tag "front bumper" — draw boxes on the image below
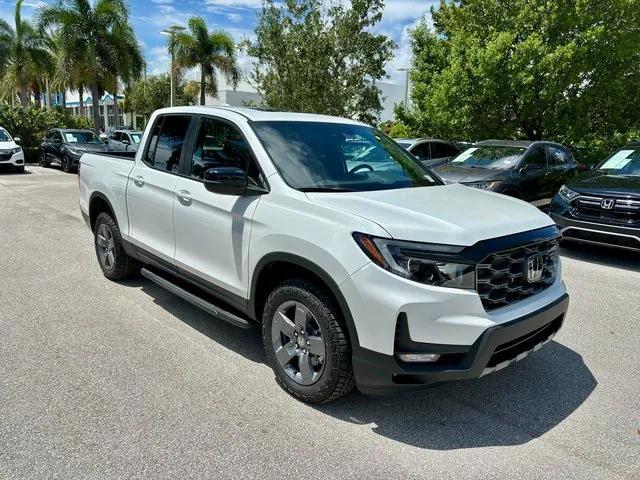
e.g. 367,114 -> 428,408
550,196 -> 640,251
0,151 -> 25,167
353,293 -> 569,395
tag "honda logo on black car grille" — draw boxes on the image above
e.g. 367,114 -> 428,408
527,254 -> 545,283
601,198 -> 615,209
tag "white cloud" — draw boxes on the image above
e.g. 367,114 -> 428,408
205,0 -> 262,7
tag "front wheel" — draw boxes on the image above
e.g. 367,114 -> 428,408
262,279 -> 355,403
62,154 -> 72,173
39,151 -> 50,167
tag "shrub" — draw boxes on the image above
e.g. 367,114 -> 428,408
0,105 -> 94,162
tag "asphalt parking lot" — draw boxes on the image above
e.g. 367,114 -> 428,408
1,165 -> 638,479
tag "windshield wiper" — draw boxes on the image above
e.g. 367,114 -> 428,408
299,187 -> 355,192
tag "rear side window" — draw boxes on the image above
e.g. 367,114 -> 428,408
431,142 -> 460,158
112,132 -> 122,142
144,115 -> 192,172
523,147 -> 547,167
547,146 -> 570,166
411,143 -> 430,160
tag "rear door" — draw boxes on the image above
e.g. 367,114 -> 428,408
172,114 -> 266,300
126,114 -> 194,263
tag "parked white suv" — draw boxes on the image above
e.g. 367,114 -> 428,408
79,107 -> 569,403
0,127 -> 25,173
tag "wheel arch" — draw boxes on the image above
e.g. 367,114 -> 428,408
249,253 -> 359,348
89,192 -> 119,232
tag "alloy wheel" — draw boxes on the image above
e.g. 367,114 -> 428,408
271,301 -> 326,386
96,223 -> 116,270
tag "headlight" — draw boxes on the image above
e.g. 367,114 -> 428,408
353,233 -> 475,289
67,147 -> 83,156
465,181 -> 501,190
10,147 -> 22,154
558,185 -> 579,203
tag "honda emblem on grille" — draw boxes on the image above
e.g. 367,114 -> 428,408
601,198 -> 615,209
527,254 -> 545,283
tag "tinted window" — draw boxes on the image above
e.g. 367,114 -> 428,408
252,121 -> 439,192
112,132 -> 122,142
0,129 -> 10,142
411,143 -> 430,160
190,117 -> 264,187
547,146 -> 570,166
145,115 -> 191,172
54,131 -> 63,142
524,147 -> 547,167
451,146 -> 525,169
431,142 -> 460,158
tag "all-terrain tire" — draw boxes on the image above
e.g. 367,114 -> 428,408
262,279 -> 355,403
93,212 -> 140,281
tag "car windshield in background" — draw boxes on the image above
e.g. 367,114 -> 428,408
130,133 -> 142,144
0,129 -> 11,142
451,146 -> 525,169
63,131 -> 102,144
598,149 -> 640,175
252,122 -> 439,192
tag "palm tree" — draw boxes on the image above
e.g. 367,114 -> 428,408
39,0 -> 137,133
0,0 -> 51,106
175,17 -> 240,106
109,22 -> 144,128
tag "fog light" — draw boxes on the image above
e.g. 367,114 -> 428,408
397,352 -> 441,363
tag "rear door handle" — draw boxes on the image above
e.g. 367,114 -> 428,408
132,175 -> 145,187
176,190 -> 192,202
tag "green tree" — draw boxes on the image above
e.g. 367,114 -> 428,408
0,0 -> 51,106
398,0 -> 640,161
109,21 -> 144,127
174,17 -> 240,106
245,0 -> 395,124
127,74 -> 198,120
39,0 -> 139,133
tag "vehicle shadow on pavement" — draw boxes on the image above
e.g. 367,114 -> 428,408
315,341 -> 597,449
560,243 -> 640,273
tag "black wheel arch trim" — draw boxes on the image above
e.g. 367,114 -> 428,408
249,252 -> 360,348
88,191 -> 119,230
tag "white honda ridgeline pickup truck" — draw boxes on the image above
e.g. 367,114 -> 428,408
79,107 -> 569,403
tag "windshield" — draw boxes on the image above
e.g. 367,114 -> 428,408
130,133 -> 142,144
0,129 -> 11,142
63,131 -> 102,144
598,148 -> 640,175
252,122 -> 439,192
450,146 -> 525,169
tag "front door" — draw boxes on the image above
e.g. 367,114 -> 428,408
518,146 -> 549,205
126,114 -> 193,262
172,115 -> 265,300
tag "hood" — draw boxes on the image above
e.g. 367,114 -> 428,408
567,171 -> 640,198
306,184 -> 553,246
0,140 -> 18,150
432,163 -> 507,184
66,142 -> 107,152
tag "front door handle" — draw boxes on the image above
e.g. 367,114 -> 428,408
176,190 -> 192,202
132,175 -> 145,187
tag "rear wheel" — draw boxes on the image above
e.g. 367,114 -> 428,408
93,212 -> 140,280
262,279 -> 355,403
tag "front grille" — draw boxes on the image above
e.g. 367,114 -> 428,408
487,315 -> 563,367
572,195 -> 640,226
477,238 -> 559,311
0,152 -> 12,161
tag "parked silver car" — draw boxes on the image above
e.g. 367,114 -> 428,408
395,138 -> 461,168
106,130 -> 143,152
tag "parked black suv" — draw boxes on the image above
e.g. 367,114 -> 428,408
433,140 -> 581,207
39,128 -> 107,173
550,143 -> 640,251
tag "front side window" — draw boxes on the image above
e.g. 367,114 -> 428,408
451,146 -> 526,170
411,143 -> 430,160
599,148 -> 640,175
547,146 -> 570,166
252,121 -> 438,192
189,116 -> 264,187
63,131 -> 101,144
432,142 -> 460,158
144,115 -> 191,172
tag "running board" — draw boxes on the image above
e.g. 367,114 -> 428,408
141,268 -> 252,329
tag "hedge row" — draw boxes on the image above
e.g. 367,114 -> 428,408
0,106 -> 94,163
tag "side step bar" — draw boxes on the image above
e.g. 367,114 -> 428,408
141,268 -> 253,329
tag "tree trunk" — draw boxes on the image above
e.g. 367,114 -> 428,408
19,84 -> 29,107
78,85 -> 84,116
61,90 -> 66,109
91,84 -> 101,134
45,78 -> 51,108
200,67 -> 206,106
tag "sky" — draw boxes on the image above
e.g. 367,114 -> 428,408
0,0 -> 438,87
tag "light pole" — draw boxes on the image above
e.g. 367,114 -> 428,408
160,25 -> 186,107
397,68 -> 410,109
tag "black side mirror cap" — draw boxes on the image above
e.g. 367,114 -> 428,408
204,167 -> 248,195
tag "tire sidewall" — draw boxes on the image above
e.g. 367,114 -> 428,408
262,282 -> 341,400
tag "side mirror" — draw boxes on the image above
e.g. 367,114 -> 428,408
121,139 -> 130,145
519,163 -> 542,174
14,137 -> 21,144
204,167 -> 248,195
